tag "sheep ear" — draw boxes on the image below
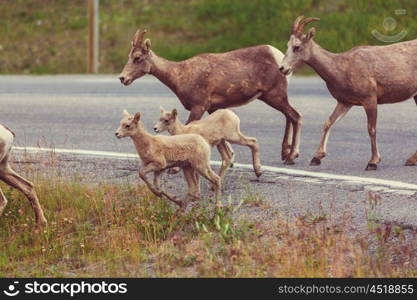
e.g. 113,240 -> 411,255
133,112 -> 141,123
159,105 -> 166,113
143,39 -> 151,53
123,109 -> 130,117
171,109 -> 178,119
306,27 -> 316,41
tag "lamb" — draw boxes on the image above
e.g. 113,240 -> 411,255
0,124 -> 47,226
154,107 -> 262,181
115,110 -> 221,207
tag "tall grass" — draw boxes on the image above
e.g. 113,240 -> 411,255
1,0 -> 417,74
0,152 -> 416,277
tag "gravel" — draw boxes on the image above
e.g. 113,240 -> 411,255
11,151 -> 417,232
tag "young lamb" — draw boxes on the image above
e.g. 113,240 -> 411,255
115,110 -> 221,207
154,107 -> 262,180
0,124 -> 47,226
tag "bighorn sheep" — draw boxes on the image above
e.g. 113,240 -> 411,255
0,124 -> 47,226
154,107 -> 262,181
280,16 -> 417,170
115,110 -> 221,207
119,29 -> 302,165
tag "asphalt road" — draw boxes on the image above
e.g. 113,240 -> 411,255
0,75 -> 416,184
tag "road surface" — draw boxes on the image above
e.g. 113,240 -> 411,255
0,75 -> 416,184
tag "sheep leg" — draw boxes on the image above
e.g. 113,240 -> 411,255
139,163 -> 183,207
186,165 -> 201,198
282,118 -> 293,161
183,166 -> 200,201
192,169 -> 201,198
223,141 -> 235,166
0,167 -> 47,226
207,108 -> 234,166
261,94 -> 301,164
153,171 -> 161,189
227,133 -> 262,177
0,187 -> 7,217
216,141 -> 232,180
310,102 -> 352,166
195,163 -> 221,207
405,151 -> 417,166
406,97 -> 417,165
6,168 -> 34,187
364,102 -> 381,171
186,105 -> 206,124
281,102 -> 302,165
404,97 -> 417,165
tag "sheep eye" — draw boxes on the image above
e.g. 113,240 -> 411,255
133,57 -> 142,64
293,46 -> 300,52
125,124 -> 130,129
164,120 -> 169,124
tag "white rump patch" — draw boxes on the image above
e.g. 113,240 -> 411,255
267,45 -> 292,83
267,45 -> 284,64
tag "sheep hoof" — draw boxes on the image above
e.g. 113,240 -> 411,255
365,163 -> 378,171
405,159 -> 416,166
175,204 -> 186,215
310,157 -> 321,166
284,159 -> 295,165
281,146 -> 291,161
37,218 -> 48,227
229,162 -> 234,168
255,169 -> 262,178
187,193 -> 201,201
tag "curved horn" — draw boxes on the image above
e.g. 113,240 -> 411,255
292,15 -> 305,35
297,17 -> 320,36
133,29 -> 147,47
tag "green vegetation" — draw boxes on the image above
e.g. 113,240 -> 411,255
0,154 -> 415,277
0,0 -> 417,74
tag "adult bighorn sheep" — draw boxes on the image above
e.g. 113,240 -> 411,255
0,124 -> 47,226
280,16 -> 417,170
119,29 -> 302,165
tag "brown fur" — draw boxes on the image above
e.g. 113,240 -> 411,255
0,126 -> 46,226
119,30 -> 302,164
281,16 -> 417,169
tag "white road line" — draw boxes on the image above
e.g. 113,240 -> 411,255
13,146 -> 417,192
73,77 -> 156,83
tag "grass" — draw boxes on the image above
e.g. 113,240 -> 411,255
0,153 -> 416,277
1,0 -> 417,74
